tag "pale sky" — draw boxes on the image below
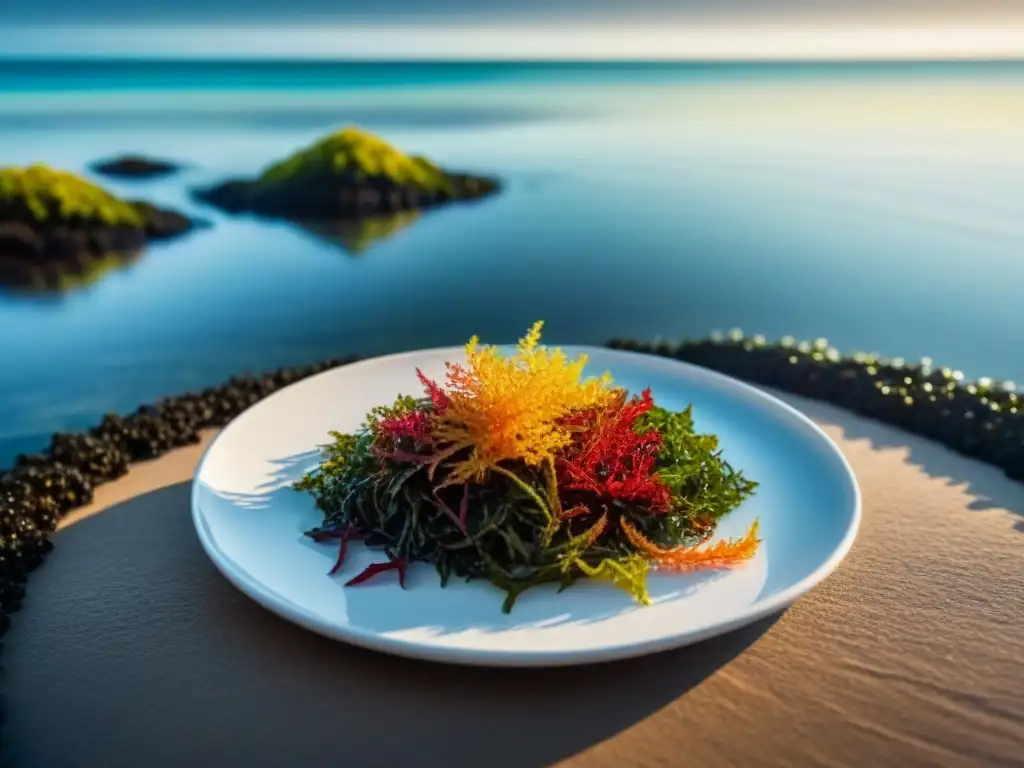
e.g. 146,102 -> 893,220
2,1 -> 1023,59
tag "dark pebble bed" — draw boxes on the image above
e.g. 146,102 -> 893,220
0,333 -> 1020,758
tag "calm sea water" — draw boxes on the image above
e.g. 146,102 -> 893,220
1,60 -> 1023,465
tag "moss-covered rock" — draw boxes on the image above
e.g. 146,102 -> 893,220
193,126 -> 500,220
0,165 -> 197,285
0,165 -> 146,227
90,155 -> 182,179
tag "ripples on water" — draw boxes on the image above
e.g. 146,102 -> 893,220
1,61 -> 1022,464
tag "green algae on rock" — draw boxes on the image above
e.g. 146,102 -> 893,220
193,126 -> 500,220
1,165 -> 146,227
0,165 -> 197,290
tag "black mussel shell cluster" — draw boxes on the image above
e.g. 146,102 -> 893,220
607,333 -> 1023,482
0,356 -> 360,640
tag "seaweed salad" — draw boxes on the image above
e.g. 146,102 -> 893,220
295,322 -> 760,613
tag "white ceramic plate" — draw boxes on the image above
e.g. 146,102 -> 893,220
192,346 -> 860,667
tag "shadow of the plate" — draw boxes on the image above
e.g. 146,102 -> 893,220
5,480 -> 782,768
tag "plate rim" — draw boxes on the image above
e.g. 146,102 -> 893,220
191,344 -> 862,667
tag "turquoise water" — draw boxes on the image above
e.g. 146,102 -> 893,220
1,60 -> 1023,465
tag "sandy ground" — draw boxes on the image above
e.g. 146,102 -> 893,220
3,393 -> 1023,768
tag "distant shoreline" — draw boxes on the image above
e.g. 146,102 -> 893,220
2,58 -> 1024,67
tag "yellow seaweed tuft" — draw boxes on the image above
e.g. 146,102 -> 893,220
429,321 -> 618,484
575,555 -> 652,606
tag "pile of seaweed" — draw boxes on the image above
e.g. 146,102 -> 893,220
294,323 -> 759,613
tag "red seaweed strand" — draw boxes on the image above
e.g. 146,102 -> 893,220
315,524 -> 367,576
416,368 -> 450,413
345,554 -> 408,588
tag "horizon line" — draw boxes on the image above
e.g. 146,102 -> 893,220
3,56 -> 1024,65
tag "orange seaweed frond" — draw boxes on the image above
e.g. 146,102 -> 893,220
578,511 -> 609,549
620,517 -> 760,572
557,504 -> 592,521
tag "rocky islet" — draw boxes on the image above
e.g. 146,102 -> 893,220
193,126 -> 501,220
90,155 -> 182,180
0,165 -> 198,291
